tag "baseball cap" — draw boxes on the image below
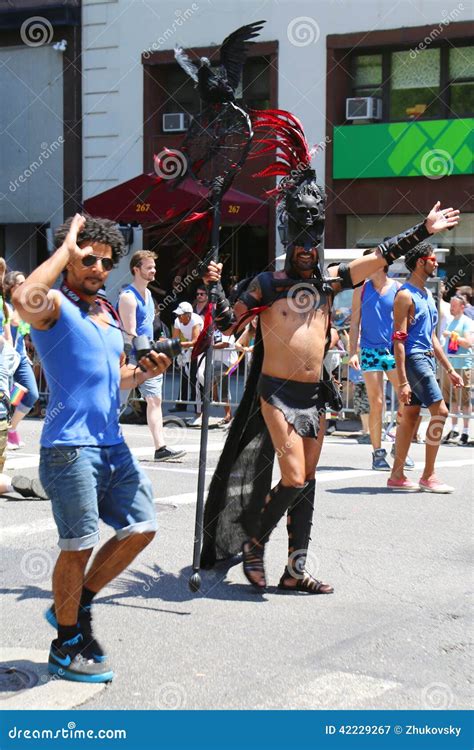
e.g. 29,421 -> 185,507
174,301 -> 193,316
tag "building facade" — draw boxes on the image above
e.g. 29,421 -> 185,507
2,0 -> 471,286
0,0 -> 82,271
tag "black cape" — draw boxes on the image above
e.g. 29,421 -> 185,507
200,322 -> 273,567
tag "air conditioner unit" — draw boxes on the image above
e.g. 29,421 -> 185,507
346,97 -> 382,121
162,113 -> 190,133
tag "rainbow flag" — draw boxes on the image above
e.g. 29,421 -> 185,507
10,382 -> 28,407
225,351 -> 245,377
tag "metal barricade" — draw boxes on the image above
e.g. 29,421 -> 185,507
31,347 -> 474,427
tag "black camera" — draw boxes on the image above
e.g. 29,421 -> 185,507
133,335 -> 182,369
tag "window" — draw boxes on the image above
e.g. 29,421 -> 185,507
351,44 -> 474,122
241,57 -> 271,110
353,54 -> 382,98
448,46 -> 474,117
390,49 -> 441,119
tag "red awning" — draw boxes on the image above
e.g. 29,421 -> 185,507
83,173 -> 268,226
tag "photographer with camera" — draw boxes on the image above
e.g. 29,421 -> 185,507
118,251 -> 185,462
13,215 -> 176,684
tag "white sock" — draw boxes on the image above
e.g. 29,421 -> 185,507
462,427 -> 469,435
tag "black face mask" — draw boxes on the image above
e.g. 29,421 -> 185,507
278,170 -> 326,278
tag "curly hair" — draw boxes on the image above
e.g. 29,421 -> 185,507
404,241 -> 434,272
54,216 -> 126,266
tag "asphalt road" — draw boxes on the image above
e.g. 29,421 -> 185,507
0,418 -> 472,711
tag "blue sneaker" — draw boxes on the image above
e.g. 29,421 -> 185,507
48,634 -> 114,683
390,445 -> 415,470
372,448 -> 390,471
45,605 -> 107,663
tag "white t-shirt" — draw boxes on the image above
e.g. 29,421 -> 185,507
174,312 -> 203,341
174,313 -> 203,365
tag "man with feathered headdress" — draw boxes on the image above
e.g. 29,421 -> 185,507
200,109 -> 460,593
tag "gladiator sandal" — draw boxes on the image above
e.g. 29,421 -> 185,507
278,480 -> 334,593
241,540 -> 266,589
278,572 -> 334,594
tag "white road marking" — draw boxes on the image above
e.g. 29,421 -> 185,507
1,459 -> 472,536
5,442 -> 224,471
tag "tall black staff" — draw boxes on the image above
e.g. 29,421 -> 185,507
182,103 -> 253,592
173,21 -> 265,590
190,179 -> 222,593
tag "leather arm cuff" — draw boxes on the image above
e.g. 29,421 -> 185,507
377,221 -> 432,265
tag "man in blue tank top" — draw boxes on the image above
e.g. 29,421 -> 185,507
13,215 -> 173,684
118,251 -> 185,462
349,249 -> 414,472
388,241 -> 463,493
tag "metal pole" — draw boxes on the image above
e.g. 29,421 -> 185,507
189,184 -> 222,592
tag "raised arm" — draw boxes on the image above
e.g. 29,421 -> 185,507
333,202 -> 461,290
12,214 -> 87,330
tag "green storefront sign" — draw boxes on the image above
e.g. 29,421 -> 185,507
333,119 -> 473,179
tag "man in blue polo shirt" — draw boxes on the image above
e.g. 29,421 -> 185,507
13,214 -> 172,683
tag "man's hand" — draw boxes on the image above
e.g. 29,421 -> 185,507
202,261 -> 222,286
398,382 -> 412,405
61,213 -> 90,262
349,353 -> 360,370
448,369 -> 464,388
138,350 -> 171,377
425,201 -> 460,234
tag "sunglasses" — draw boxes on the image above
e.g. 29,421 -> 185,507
420,255 -> 437,263
81,254 -> 114,272
196,292 -> 207,296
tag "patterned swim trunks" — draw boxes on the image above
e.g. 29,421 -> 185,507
360,347 -> 396,372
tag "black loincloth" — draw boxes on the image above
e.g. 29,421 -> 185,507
257,374 -> 326,438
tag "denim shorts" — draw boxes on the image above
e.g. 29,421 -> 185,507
405,353 -> 443,408
138,373 -> 163,399
39,441 -> 157,550
360,347 -> 396,372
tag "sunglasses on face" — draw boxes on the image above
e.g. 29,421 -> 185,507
421,256 -> 437,263
81,254 -> 114,272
